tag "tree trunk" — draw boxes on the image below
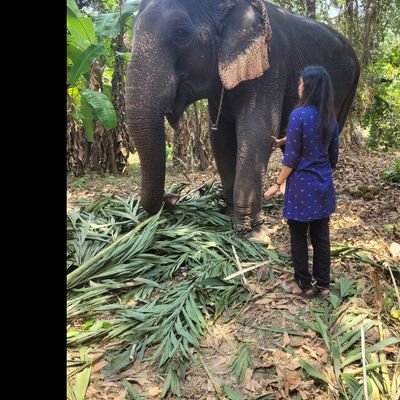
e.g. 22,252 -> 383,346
67,110 -> 90,176
360,0 -> 379,67
88,35 -> 131,174
172,103 -> 212,171
193,103 -> 209,170
306,0 -> 316,19
108,34 -> 132,174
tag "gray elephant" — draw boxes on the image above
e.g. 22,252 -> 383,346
125,0 -> 359,236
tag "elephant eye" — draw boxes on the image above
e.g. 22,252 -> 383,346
173,27 -> 191,46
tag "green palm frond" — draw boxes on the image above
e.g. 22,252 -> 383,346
230,343 -> 252,383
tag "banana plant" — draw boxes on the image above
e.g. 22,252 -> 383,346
67,0 -> 140,141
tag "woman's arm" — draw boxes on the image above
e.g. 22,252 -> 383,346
264,165 -> 293,199
272,136 -> 287,149
264,110 -> 302,199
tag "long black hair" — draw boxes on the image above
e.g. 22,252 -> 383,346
297,66 -> 336,149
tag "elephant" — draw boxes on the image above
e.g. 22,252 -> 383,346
125,0 -> 360,236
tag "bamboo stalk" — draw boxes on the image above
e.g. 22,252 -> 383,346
232,245 -> 248,285
343,361 -> 399,375
177,181 -> 212,202
224,261 -> 270,281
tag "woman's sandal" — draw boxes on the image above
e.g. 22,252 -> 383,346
281,280 -> 315,298
316,286 -> 330,299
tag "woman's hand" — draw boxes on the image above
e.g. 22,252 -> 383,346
272,136 -> 287,149
264,184 -> 280,199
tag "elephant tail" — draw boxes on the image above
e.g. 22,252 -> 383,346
337,65 -> 360,134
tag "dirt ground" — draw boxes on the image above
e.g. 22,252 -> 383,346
67,146 -> 400,400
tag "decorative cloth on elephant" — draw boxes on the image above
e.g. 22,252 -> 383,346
218,0 -> 272,90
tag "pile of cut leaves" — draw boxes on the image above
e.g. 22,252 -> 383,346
67,183 -> 400,399
67,183 -> 283,397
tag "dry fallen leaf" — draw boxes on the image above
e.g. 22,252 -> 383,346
249,379 -> 262,392
302,344 -> 322,362
288,304 -> 299,315
263,349 -> 301,371
102,382 -> 120,388
365,326 -> 379,344
86,386 -> 101,399
389,242 -> 400,258
245,282 -> 264,294
92,360 -> 108,374
298,380 -> 315,399
315,347 -> 328,364
282,332 -> 291,347
290,336 -> 305,347
147,386 -> 161,396
285,369 -> 302,391
115,389 -> 127,400
261,352 -> 274,368
245,368 -> 261,391
367,266 -> 384,312
210,355 -> 228,368
276,365 -> 302,397
255,297 -> 272,305
271,304 -> 292,310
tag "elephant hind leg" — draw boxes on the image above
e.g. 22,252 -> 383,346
337,80 -> 358,133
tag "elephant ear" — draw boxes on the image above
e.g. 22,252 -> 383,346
218,0 -> 272,90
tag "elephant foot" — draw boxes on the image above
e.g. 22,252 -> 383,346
234,211 -> 266,235
224,203 -> 234,218
243,224 -> 272,245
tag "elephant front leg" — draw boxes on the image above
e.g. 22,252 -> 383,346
209,113 -> 237,217
233,122 -> 273,235
233,153 -> 267,234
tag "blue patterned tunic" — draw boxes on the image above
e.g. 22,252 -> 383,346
282,105 -> 339,222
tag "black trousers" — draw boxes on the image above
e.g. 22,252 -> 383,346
287,218 -> 331,289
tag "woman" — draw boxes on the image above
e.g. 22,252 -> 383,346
264,66 -> 339,298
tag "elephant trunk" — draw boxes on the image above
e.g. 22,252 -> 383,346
126,61 -> 174,214
127,117 -> 166,215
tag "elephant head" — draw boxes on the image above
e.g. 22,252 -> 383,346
125,0 -> 273,215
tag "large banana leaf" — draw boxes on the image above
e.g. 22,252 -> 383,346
95,13 -> 121,41
67,16 -> 95,50
67,43 -> 83,66
120,0 -> 141,25
80,89 -> 117,130
95,0 -> 140,40
67,0 -> 82,18
68,44 -> 104,86
80,97 -> 94,142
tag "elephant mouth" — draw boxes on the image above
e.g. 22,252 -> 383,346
165,105 -> 180,130
164,80 -> 194,130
